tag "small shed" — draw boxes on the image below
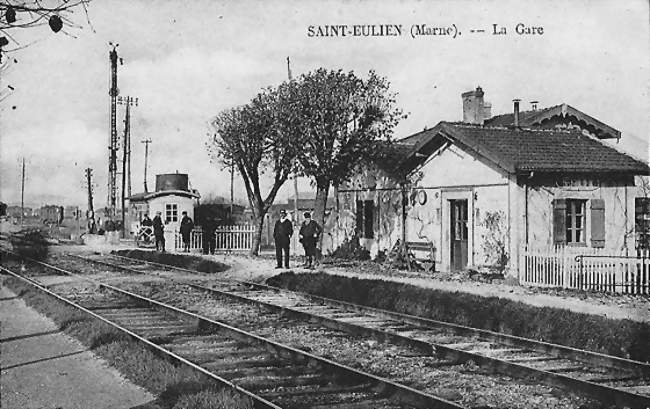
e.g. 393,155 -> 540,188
127,173 -> 200,235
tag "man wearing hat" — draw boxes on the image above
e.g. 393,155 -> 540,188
179,211 -> 194,252
152,211 -> 165,252
273,210 -> 293,269
299,212 -> 322,269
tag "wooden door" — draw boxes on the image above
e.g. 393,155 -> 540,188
450,199 -> 468,271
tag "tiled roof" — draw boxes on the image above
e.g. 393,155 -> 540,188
484,103 -> 621,140
437,122 -> 649,174
484,105 -> 560,127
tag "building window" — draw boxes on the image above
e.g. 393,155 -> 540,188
165,203 -> 178,223
565,199 -> 586,244
635,198 -> 650,250
355,200 -> 374,239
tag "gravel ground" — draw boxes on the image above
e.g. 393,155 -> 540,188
15,244 -> 650,324
111,281 -> 598,409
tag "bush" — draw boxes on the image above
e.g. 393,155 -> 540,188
330,235 -> 370,261
8,228 -> 50,260
266,272 -> 650,363
112,249 -> 229,274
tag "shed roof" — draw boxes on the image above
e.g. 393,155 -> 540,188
128,189 -> 200,202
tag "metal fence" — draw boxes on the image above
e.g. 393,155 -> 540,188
520,246 -> 650,295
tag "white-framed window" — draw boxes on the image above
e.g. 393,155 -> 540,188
165,203 -> 178,223
566,199 -> 586,244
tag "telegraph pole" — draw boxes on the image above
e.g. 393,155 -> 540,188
107,42 -> 120,221
85,168 -> 96,233
20,157 -> 25,226
141,138 -> 152,192
85,168 -> 94,214
287,57 -> 299,252
118,95 -> 138,237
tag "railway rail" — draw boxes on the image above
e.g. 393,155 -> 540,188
72,251 -> 650,409
0,254 -> 462,409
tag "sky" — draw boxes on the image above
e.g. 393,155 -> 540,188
1,0 -> 648,208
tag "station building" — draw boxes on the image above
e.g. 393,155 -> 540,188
325,87 -> 650,276
127,172 -> 200,235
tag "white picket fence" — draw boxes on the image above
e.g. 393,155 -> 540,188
172,228 -> 203,251
214,225 -> 256,251
169,224 -> 257,253
520,246 -> 650,295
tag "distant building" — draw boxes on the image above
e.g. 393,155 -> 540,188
194,203 -> 246,226
40,205 -> 63,224
6,205 -> 29,219
127,172 -> 200,235
64,205 -> 81,220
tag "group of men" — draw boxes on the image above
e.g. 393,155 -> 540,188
274,210 -> 322,269
137,208 -> 321,268
139,211 -> 194,252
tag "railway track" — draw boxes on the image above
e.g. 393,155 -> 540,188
72,252 -> 650,409
0,255 -> 462,409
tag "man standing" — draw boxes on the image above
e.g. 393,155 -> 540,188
152,211 -> 165,252
299,212 -> 322,269
202,215 -> 217,255
141,213 -> 153,244
273,210 -> 293,269
179,211 -> 194,252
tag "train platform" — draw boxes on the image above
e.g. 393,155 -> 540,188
0,285 -> 154,409
49,244 -> 650,323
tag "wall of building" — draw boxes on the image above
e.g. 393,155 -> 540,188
524,175 -> 636,252
326,140 -> 645,276
137,195 -> 197,231
325,166 -> 403,256
326,144 -> 515,273
405,144 -> 511,272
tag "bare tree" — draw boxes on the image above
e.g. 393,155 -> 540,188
1,1 -> 92,107
287,68 -> 406,238
1,1 -> 91,38
207,86 -> 297,255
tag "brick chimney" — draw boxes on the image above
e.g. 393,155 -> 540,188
462,87 -> 484,124
482,101 -> 492,120
513,99 -> 521,127
462,86 -> 491,124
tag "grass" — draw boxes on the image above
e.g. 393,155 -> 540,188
4,277 -> 253,409
113,249 -> 230,274
267,272 -> 650,363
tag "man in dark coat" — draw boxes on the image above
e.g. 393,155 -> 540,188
140,213 -> 153,244
273,210 -> 293,269
202,215 -> 217,255
152,211 -> 165,252
179,211 -> 194,252
299,212 -> 322,269
141,214 -> 153,227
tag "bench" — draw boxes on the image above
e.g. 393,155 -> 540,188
405,241 -> 436,272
